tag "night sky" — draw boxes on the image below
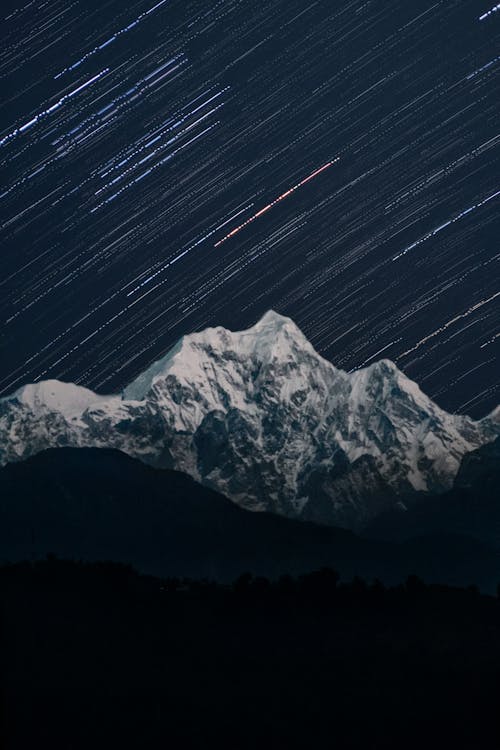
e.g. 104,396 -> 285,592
1,0 -> 499,417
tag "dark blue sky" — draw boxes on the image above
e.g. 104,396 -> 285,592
1,0 -> 499,416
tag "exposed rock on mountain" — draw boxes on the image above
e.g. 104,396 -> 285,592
1,311 -> 498,528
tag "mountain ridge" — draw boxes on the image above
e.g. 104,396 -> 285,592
366,436 -> 500,548
1,311 -> 498,529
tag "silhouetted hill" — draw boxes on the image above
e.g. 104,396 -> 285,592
0,447 -> 499,590
1,559 -> 500,749
367,437 -> 500,548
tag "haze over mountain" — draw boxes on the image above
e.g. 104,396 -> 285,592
1,311 -> 498,529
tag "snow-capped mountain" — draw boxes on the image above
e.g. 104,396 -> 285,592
1,310 -> 498,529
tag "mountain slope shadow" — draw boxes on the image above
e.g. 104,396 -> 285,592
0,447 -> 499,590
366,437 -> 500,550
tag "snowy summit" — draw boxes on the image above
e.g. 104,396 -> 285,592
1,311 -> 498,529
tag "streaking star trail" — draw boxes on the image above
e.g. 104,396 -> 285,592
0,68 -> 110,147
479,4 -> 500,21
214,160 -> 339,248
0,0 -> 499,418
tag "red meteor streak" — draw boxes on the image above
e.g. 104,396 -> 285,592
214,158 -> 339,248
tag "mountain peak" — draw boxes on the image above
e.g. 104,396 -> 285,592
368,358 -> 400,373
252,309 -> 293,329
1,313 -> 498,530
123,311 -> 316,400
350,358 -> 440,417
9,379 -> 100,416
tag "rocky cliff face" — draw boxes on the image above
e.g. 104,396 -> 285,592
1,311 -> 498,529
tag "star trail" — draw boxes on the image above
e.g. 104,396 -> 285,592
214,160 -> 339,247
1,0 -> 499,417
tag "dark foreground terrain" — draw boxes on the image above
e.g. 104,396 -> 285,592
2,447 -> 500,591
1,559 -> 500,749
